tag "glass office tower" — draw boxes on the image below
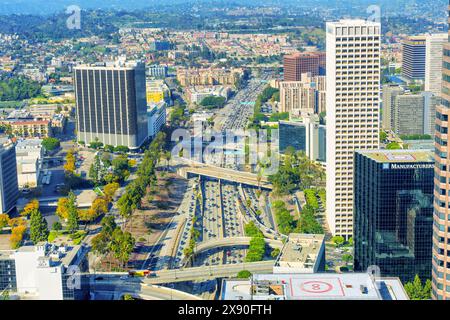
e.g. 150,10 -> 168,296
354,150 -> 434,283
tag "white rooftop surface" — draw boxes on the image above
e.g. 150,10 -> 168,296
222,273 -> 409,300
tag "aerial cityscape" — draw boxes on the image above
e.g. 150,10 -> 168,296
0,0 -> 449,305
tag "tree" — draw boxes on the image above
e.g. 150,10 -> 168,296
104,182 -> 120,201
29,208 -> 49,244
237,270 -> 252,279
342,254 -> 353,266
66,192 -> 79,233
10,225 -> 26,249
110,228 -> 135,268
21,199 -> 39,217
64,150 -> 76,173
0,214 -> 9,229
52,221 -> 62,231
56,198 -> 69,220
42,137 -> 60,151
271,248 -> 280,258
331,236 -> 345,247
404,275 -> 432,300
114,145 -> 129,154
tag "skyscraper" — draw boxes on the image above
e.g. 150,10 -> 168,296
283,52 -> 324,81
326,19 -> 381,238
382,84 -> 404,131
425,33 -> 447,95
402,36 -> 426,81
432,2 -> 450,301
354,149 -> 434,283
0,138 -> 19,214
74,61 -> 148,150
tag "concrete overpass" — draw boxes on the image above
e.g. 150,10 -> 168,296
178,164 -> 272,190
142,260 -> 275,284
193,237 -> 283,256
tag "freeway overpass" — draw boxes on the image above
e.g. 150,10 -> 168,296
178,164 -> 272,190
142,260 -> 275,284
193,237 -> 283,256
93,260 -> 275,285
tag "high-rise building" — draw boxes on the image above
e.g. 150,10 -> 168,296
382,84 -> 404,131
326,19 -> 381,238
425,33 -> 447,95
402,36 -> 426,81
432,2 -> 450,301
392,92 -> 439,136
0,138 -> 19,214
283,52 -> 324,81
74,61 -> 148,150
354,149 -> 434,283
280,74 -> 326,116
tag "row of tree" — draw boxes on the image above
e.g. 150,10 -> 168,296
117,132 -> 167,221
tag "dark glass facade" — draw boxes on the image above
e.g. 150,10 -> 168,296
0,258 -> 16,292
0,144 -> 19,214
354,150 -> 434,283
278,121 -> 306,154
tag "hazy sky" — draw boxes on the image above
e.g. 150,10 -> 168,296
0,0 -> 445,15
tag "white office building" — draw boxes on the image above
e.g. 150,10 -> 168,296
326,20 -> 381,238
0,243 -> 89,300
15,139 -> 44,188
425,33 -> 447,96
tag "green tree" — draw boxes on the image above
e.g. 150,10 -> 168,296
42,137 -> 61,151
237,270 -> 252,279
66,191 -> 79,234
29,208 -> 49,244
52,221 -> 62,231
404,275 -> 432,300
110,228 -> 135,268
331,236 -> 345,247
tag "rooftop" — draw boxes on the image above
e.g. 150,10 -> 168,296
274,234 -> 324,271
222,273 -> 409,300
356,149 -> 434,164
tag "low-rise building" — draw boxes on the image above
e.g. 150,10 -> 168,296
185,86 -> 232,104
1,120 -> 52,138
177,67 -> 243,87
146,80 -> 171,105
0,243 -> 89,300
273,233 -> 325,274
221,273 -> 409,300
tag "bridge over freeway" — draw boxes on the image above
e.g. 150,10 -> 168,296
178,164 -> 272,190
142,260 -> 275,284
193,237 -> 283,256
92,260 -> 275,285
